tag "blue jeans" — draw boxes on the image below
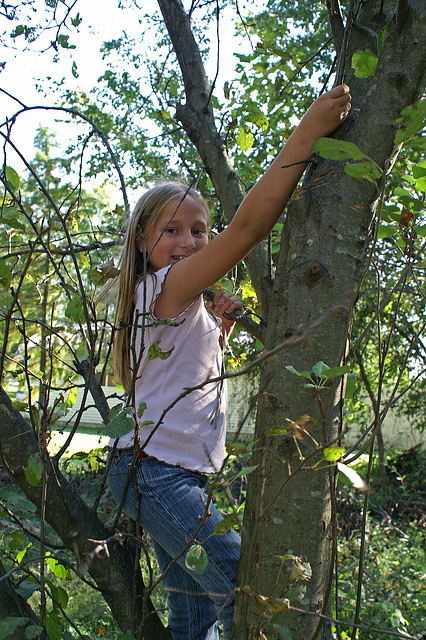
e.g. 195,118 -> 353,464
107,449 -> 241,640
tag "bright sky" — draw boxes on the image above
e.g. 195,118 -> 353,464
0,0 -> 260,174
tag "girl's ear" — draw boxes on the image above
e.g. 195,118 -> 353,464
135,233 -> 143,252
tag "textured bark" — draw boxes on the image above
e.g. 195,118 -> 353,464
233,0 -> 426,638
0,387 -> 170,639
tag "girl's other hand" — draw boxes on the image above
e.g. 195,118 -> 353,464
205,291 -> 243,336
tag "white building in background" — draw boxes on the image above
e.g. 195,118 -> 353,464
47,374 -> 424,452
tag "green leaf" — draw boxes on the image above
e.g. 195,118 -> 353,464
185,544 -> 208,574
0,209 -> 26,231
412,162 -> 426,180
0,259 -> 12,290
57,34 -> 75,49
89,261 -> 120,285
232,464 -> 258,481
395,99 -> 426,145
0,294 -> 14,314
285,365 -> 312,380
65,296 -> 86,323
272,623 -> 293,639
148,341 -> 175,361
45,554 -> 71,580
237,126 -> 254,151
214,513 -> 239,534
265,424 -> 291,436
168,81 -> 178,97
311,361 -> 329,377
8,530 -> 25,550
47,581 -> 69,609
378,27 -> 387,54
321,365 -> 351,379
345,375 -> 356,399
351,49 -> 378,78
44,608 -> 61,640
64,387 -> 77,409
105,407 -> 136,438
415,224 -> 426,237
71,60 -> 79,78
15,543 -> 32,566
16,580 -> 39,601
0,617 -> 28,639
225,441 -> 248,455
137,401 -> 147,418
5,166 -> 20,190
24,454 -> 43,487
25,626 -> 45,639
344,161 -> 382,183
314,138 -> 367,161
377,224 -> 397,238
323,446 -> 345,461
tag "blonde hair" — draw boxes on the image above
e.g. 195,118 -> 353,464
113,182 -> 210,392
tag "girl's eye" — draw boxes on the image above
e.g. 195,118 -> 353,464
193,229 -> 205,236
166,227 -> 177,234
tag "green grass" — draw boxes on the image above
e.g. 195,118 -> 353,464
333,447 -> 426,639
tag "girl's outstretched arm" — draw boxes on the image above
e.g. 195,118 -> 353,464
156,85 -> 351,319
229,84 -> 351,241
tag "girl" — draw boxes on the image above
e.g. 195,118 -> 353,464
107,84 -> 352,640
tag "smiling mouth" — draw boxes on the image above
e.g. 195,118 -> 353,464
171,256 -> 187,262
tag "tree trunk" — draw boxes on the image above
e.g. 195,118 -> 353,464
233,0 -> 426,638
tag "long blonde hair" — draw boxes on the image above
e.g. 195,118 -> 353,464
113,182 -> 210,392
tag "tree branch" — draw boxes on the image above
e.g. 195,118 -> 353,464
326,0 -> 344,52
156,0 -> 272,315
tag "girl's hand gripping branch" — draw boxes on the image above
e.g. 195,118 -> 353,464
205,290 -> 243,337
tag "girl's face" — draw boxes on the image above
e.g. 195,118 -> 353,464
143,195 -> 209,272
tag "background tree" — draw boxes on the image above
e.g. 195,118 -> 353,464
1,0 -> 425,639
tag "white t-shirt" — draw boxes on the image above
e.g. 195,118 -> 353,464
113,266 -> 227,473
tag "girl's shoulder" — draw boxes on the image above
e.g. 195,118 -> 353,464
134,266 -> 172,314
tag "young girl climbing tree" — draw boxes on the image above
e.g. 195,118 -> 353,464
107,84 -> 351,640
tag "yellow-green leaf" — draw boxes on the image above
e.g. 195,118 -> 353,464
323,446 -> 345,461
351,49 -> 378,78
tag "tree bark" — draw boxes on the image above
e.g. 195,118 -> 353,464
233,0 -> 426,638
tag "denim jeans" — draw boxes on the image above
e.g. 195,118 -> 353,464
107,449 -> 241,640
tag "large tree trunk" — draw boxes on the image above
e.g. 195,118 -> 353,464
233,0 -> 426,638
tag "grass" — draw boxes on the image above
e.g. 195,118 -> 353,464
333,446 -> 426,639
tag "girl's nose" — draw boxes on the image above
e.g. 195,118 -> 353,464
180,231 -> 196,249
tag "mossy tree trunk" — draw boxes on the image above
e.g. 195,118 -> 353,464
232,1 -> 426,638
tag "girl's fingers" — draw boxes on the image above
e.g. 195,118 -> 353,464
212,292 -> 242,316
